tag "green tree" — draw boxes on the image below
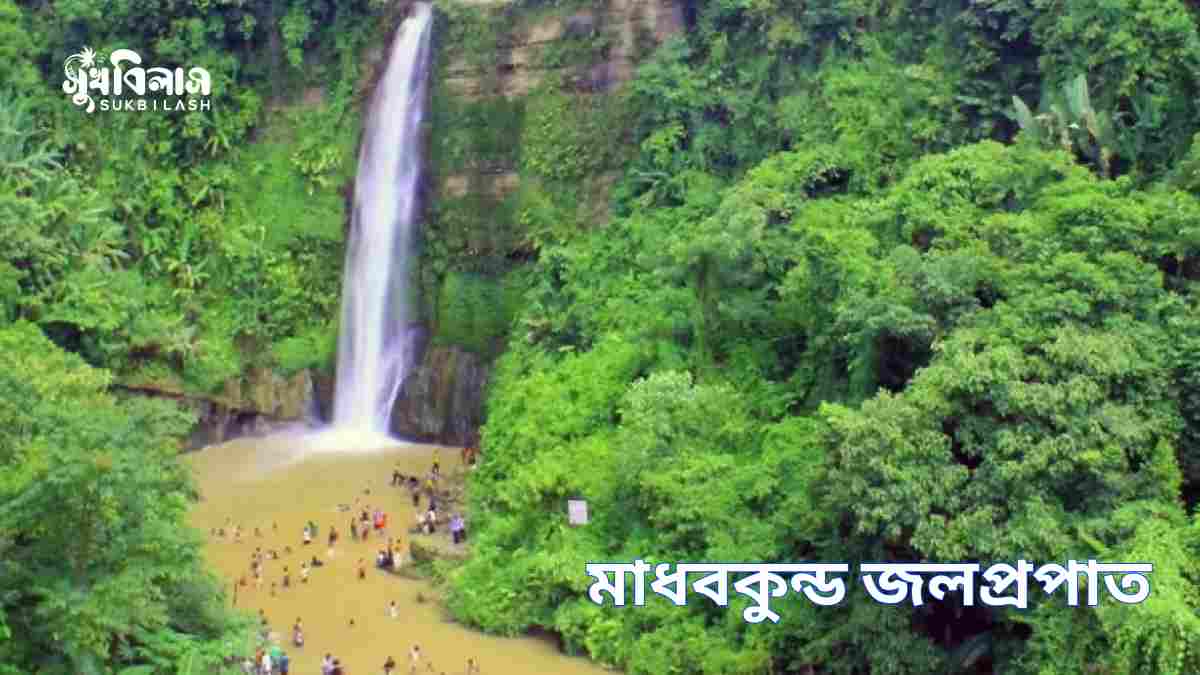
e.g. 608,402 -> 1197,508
0,322 -> 249,673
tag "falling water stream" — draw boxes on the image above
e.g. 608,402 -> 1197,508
332,2 -> 434,438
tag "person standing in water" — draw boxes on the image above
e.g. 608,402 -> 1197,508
449,515 -> 465,544
327,527 -> 338,557
407,476 -> 420,508
409,645 -> 421,674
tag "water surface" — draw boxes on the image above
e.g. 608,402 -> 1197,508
187,436 -> 612,675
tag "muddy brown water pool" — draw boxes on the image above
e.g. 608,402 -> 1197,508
186,435 -> 611,675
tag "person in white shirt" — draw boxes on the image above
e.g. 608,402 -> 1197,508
409,644 -> 421,674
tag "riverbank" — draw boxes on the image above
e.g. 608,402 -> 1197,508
185,435 -> 612,675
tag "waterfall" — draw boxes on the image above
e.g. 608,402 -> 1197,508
331,3 -> 434,437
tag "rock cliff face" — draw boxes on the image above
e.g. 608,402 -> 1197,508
376,0 -> 684,445
119,368 -> 320,449
442,0 -> 685,98
390,344 -> 490,446
435,0 -> 685,204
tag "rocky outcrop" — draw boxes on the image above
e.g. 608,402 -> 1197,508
313,368 -> 336,421
117,368 -> 321,449
442,0 -> 685,100
390,345 -> 490,446
435,0 -> 684,206
231,367 -> 315,420
410,536 -> 470,564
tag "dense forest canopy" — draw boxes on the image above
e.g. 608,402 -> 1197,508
1,0 -> 1200,673
445,0 -> 1200,673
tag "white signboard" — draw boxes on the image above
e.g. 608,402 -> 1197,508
568,499 -> 589,525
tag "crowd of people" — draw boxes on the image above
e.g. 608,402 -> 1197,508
214,448 -> 476,674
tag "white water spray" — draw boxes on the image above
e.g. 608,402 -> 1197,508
330,3 -> 434,441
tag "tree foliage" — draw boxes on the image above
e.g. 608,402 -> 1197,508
0,322 -> 251,673
449,0 -> 1200,668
